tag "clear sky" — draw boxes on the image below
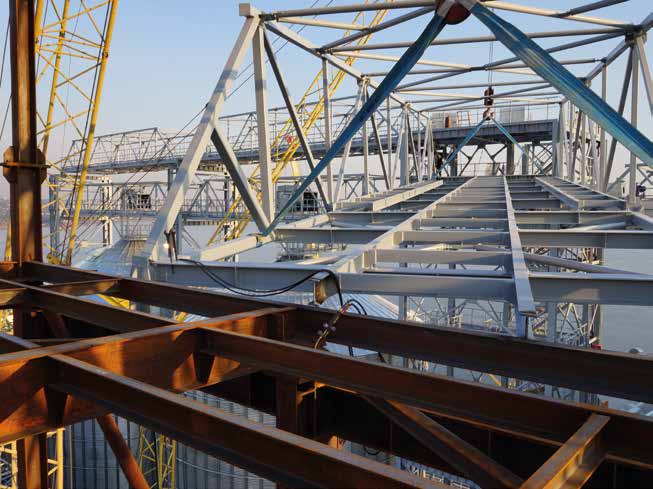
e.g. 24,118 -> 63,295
0,0 -> 650,197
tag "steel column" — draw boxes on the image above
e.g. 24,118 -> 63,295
253,25 -> 274,221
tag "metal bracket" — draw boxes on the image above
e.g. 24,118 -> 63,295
311,271 -> 340,304
2,147 -> 47,183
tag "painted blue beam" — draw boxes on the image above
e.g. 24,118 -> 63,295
263,10 -> 450,236
466,0 -> 653,167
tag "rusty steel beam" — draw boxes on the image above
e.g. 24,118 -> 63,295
16,434 -> 48,489
52,355 -> 444,489
97,415 -> 149,489
43,278 -> 121,296
209,376 -> 653,487
2,262 -> 653,476
20,261 -> 653,405
522,414 -> 609,489
0,277 -> 173,333
366,397 -> 523,488
1,317 -> 650,482
41,311 -> 150,489
199,326 -> 653,468
0,310 -> 279,442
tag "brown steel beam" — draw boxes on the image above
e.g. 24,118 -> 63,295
0,310 -> 279,442
210,376 -> 653,487
366,397 -> 523,488
16,434 -> 48,489
97,415 -> 149,489
42,312 -> 150,489
522,414 -> 609,489
0,277 -> 173,333
292,311 -> 653,405
22,261 -> 653,405
52,354 -> 445,489
43,278 -> 121,296
2,262 -> 653,475
198,326 -> 653,468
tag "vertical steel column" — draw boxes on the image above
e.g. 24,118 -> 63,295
386,97 -> 393,187
588,119 -> 598,189
506,143 -> 515,175
521,144 -> 529,175
552,119 -> 559,177
362,82 -> 370,195
400,106 -> 409,185
556,104 -> 569,178
48,174 -> 60,257
426,116 -> 433,176
6,0 -> 42,266
599,63 -> 607,190
634,35 -> 653,114
6,1 -> 49,484
416,112 -> 422,178
629,46 -> 639,205
253,25 -> 274,221
602,51 -> 632,192
101,176 -> 112,248
566,103 -> 574,181
322,59 -> 334,202
580,113 -> 587,185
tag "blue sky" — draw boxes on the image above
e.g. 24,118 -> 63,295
0,0 -> 650,196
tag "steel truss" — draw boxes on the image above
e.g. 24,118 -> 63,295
0,260 -> 653,487
5,0 -> 653,487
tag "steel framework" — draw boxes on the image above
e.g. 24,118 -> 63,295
3,1 -> 653,488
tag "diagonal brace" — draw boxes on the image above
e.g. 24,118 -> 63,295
263,6 -> 454,235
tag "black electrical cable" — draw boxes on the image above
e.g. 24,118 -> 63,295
179,258 -> 344,303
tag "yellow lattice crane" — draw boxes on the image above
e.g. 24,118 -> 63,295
207,0 -> 397,246
34,0 -> 119,265
137,428 -> 176,489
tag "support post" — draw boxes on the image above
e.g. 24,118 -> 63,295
362,82 -> 370,195
629,46 -> 639,206
322,58 -> 334,202
506,143 -> 515,175
602,51 -> 632,191
599,64 -> 607,190
97,415 -> 150,489
253,25 -> 274,221
634,35 -> 653,115
16,435 -> 48,489
580,113 -> 587,185
387,97 -> 393,187
521,144 -> 530,175
6,1 -> 49,484
370,111 -> 390,189
400,106 -> 409,185
6,0 -> 42,266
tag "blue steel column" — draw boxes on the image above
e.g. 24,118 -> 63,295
264,7 -> 452,235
